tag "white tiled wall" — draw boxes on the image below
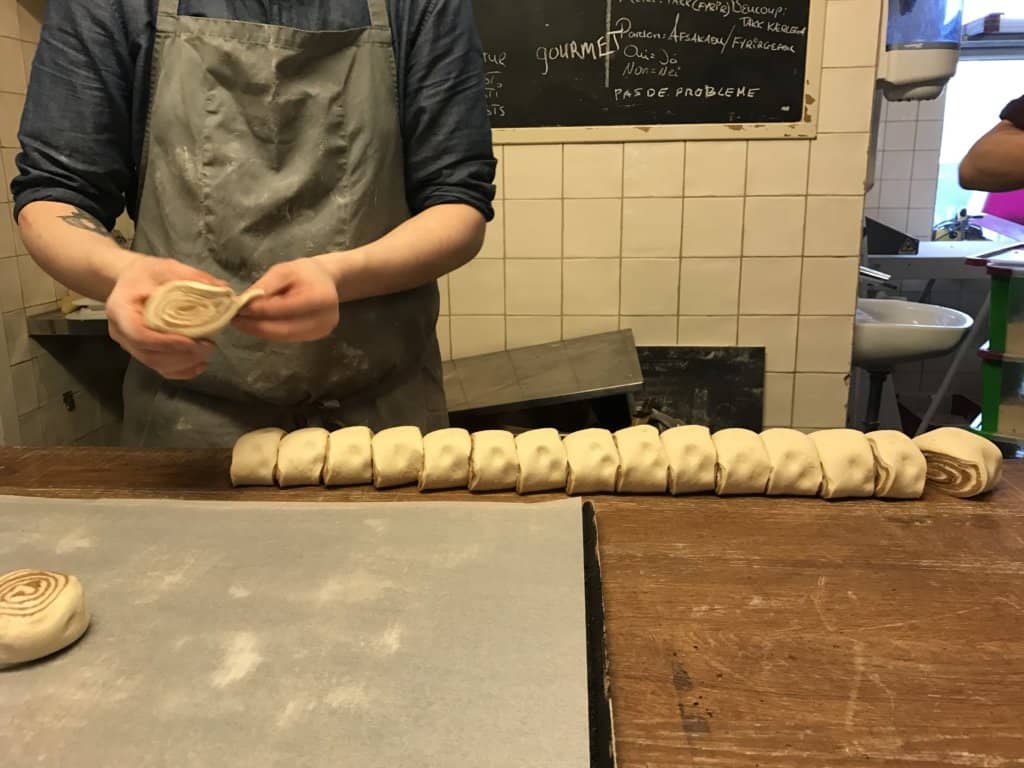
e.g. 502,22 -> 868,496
864,90 -> 946,239
440,0 -> 882,430
1,0 -> 122,447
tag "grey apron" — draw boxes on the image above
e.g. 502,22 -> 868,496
122,0 -> 447,449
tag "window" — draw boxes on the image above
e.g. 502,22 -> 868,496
935,2 -> 1024,229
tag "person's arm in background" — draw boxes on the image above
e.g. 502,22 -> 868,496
959,121 -> 1024,192
13,2 -> 220,379
235,0 -> 496,342
960,94 -> 1024,192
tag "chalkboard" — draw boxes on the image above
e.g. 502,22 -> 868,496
473,0 -> 821,137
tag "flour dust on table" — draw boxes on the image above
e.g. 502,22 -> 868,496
230,424 -> 1005,501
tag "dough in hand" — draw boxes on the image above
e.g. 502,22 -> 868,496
661,425 -> 716,495
324,426 -> 373,487
144,280 -> 263,339
514,428 -> 568,494
809,429 -> 876,500
469,430 -> 519,492
0,570 -> 90,667
420,428 -> 472,491
275,428 -> 329,488
711,428 -> 770,495
230,427 -> 286,487
371,426 -> 424,489
563,428 -> 620,495
866,430 -> 927,499
913,427 -> 1003,498
760,428 -> 823,496
613,425 -> 669,493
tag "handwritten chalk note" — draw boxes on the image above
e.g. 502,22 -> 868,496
473,0 -> 811,128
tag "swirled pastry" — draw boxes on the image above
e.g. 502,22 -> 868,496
420,428 -> 472,491
613,425 -> 669,493
514,428 -> 568,494
563,429 -> 620,495
469,430 -> 519,492
661,425 -> 716,495
809,429 -> 876,500
913,427 -> 1003,498
230,427 -> 286,487
324,426 -> 374,487
711,428 -> 770,495
144,280 -> 263,338
0,570 -> 90,667
866,430 -> 926,499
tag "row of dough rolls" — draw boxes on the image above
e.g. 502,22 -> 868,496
229,424 -> 1000,499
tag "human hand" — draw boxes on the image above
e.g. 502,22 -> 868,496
232,257 -> 340,342
106,256 -> 225,380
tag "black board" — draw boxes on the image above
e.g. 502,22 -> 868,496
635,346 -> 765,431
474,0 -> 812,128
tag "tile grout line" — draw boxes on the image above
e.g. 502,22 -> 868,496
674,142 -> 685,342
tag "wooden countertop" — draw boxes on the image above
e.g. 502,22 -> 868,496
2,447 -> 1023,767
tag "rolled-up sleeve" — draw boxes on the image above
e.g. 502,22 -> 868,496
398,0 -> 496,220
11,0 -> 133,230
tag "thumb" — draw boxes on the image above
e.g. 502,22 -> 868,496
236,265 -> 297,318
247,264 -> 297,299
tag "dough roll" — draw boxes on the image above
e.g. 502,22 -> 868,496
913,427 -> 1003,498
760,428 -> 823,496
371,426 -> 423,489
809,429 -> 875,500
613,425 -> 669,493
324,426 -> 373,487
866,430 -> 927,499
275,427 -> 329,488
230,427 -> 286,487
514,428 -> 568,494
711,428 -> 770,495
660,425 -> 716,495
420,428 -> 472,491
144,280 -> 263,338
468,430 -> 519,492
0,570 -> 90,667
563,428 -> 621,495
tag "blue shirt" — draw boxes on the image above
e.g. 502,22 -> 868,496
11,0 -> 496,230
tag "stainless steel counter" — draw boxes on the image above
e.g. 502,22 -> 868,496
26,309 -> 644,418
866,241 -> 1023,280
26,310 -> 108,337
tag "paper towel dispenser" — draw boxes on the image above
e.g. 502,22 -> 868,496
878,0 -> 963,101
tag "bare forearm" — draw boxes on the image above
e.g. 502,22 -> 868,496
17,201 -> 139,302
960,121 -> 1024,192
313,203 -> 486,303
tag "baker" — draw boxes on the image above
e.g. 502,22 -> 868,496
10,0 -> 495,448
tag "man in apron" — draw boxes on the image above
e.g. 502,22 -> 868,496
12,0 -> 495,448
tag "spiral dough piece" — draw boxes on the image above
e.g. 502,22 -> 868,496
0,569 -> 91,666
144,280 -> 264,339
913,427 -> 1003,498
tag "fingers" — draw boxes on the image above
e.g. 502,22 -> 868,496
109,311 -> 216,378
237,260 -> 338,321
108,305 -> 215,353
160,361 -> 209,380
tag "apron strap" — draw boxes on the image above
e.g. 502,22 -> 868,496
366,0 -> 390,28
156,0 -> 180,31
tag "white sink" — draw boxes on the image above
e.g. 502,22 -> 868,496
853,298 -> 973,370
